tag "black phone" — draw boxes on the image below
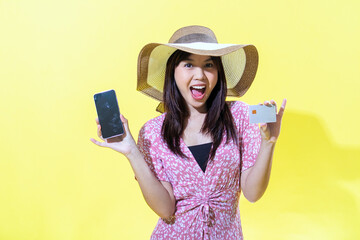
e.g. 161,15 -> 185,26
94,89 -> 124,139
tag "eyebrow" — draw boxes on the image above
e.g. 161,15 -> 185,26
183,57 -> 213,62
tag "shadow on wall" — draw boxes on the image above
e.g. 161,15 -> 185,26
242,110 -> 360,240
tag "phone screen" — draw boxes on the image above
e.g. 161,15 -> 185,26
94,90 -> 124,139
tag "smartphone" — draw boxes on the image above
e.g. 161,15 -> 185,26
94,89 -> 124,139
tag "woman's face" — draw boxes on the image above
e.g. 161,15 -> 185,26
174,54 -> 218,113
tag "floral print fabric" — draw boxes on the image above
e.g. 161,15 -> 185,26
137,101 -> 261,240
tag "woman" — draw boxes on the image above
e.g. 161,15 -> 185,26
91,25 -> 286,239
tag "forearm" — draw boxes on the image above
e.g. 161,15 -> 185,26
242,140 -> 275,202
126,148 -> 175,218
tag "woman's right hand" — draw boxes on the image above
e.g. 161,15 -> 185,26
90,114 -> 137,157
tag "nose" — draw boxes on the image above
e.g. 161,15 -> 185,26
193,67 -> 206,80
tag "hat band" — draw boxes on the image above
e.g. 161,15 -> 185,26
173,33 -> 217,44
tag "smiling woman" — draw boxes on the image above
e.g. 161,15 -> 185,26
91,25 -> 286,239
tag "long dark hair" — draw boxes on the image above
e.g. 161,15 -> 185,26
161,50 -> 238,160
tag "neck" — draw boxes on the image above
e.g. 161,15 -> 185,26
182,109 -> 211,146
187,104 -> 207,118
186,106 -> 207,132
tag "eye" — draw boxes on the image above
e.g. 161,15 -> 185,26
205,62 -> 214,68
184,63 -> 192,68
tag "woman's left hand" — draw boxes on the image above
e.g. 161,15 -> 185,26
259,99 -> 287,143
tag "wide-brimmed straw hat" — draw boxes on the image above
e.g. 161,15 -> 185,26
137,25 -> 258,112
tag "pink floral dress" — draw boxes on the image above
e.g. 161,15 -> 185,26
137,101 -> 261,240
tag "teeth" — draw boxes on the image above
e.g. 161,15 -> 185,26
192,86 -> 205,89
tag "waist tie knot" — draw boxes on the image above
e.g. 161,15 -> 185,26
200,199 -> 216,228
175,188 -> 239,238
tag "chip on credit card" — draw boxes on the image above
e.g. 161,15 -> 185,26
249,104 -> 276,124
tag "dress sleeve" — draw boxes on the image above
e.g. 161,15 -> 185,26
137,124 -> 170,182
236,103 -> 261,172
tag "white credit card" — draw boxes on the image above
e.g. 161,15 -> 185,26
249,105 -> 276,124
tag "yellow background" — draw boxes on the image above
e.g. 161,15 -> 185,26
1,0 -> 359,239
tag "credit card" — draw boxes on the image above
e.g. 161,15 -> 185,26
249,104 -> 276,124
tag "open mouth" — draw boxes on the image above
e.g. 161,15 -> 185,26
190,85 -> 206,100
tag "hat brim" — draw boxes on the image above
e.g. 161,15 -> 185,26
137,42 -> 258,102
